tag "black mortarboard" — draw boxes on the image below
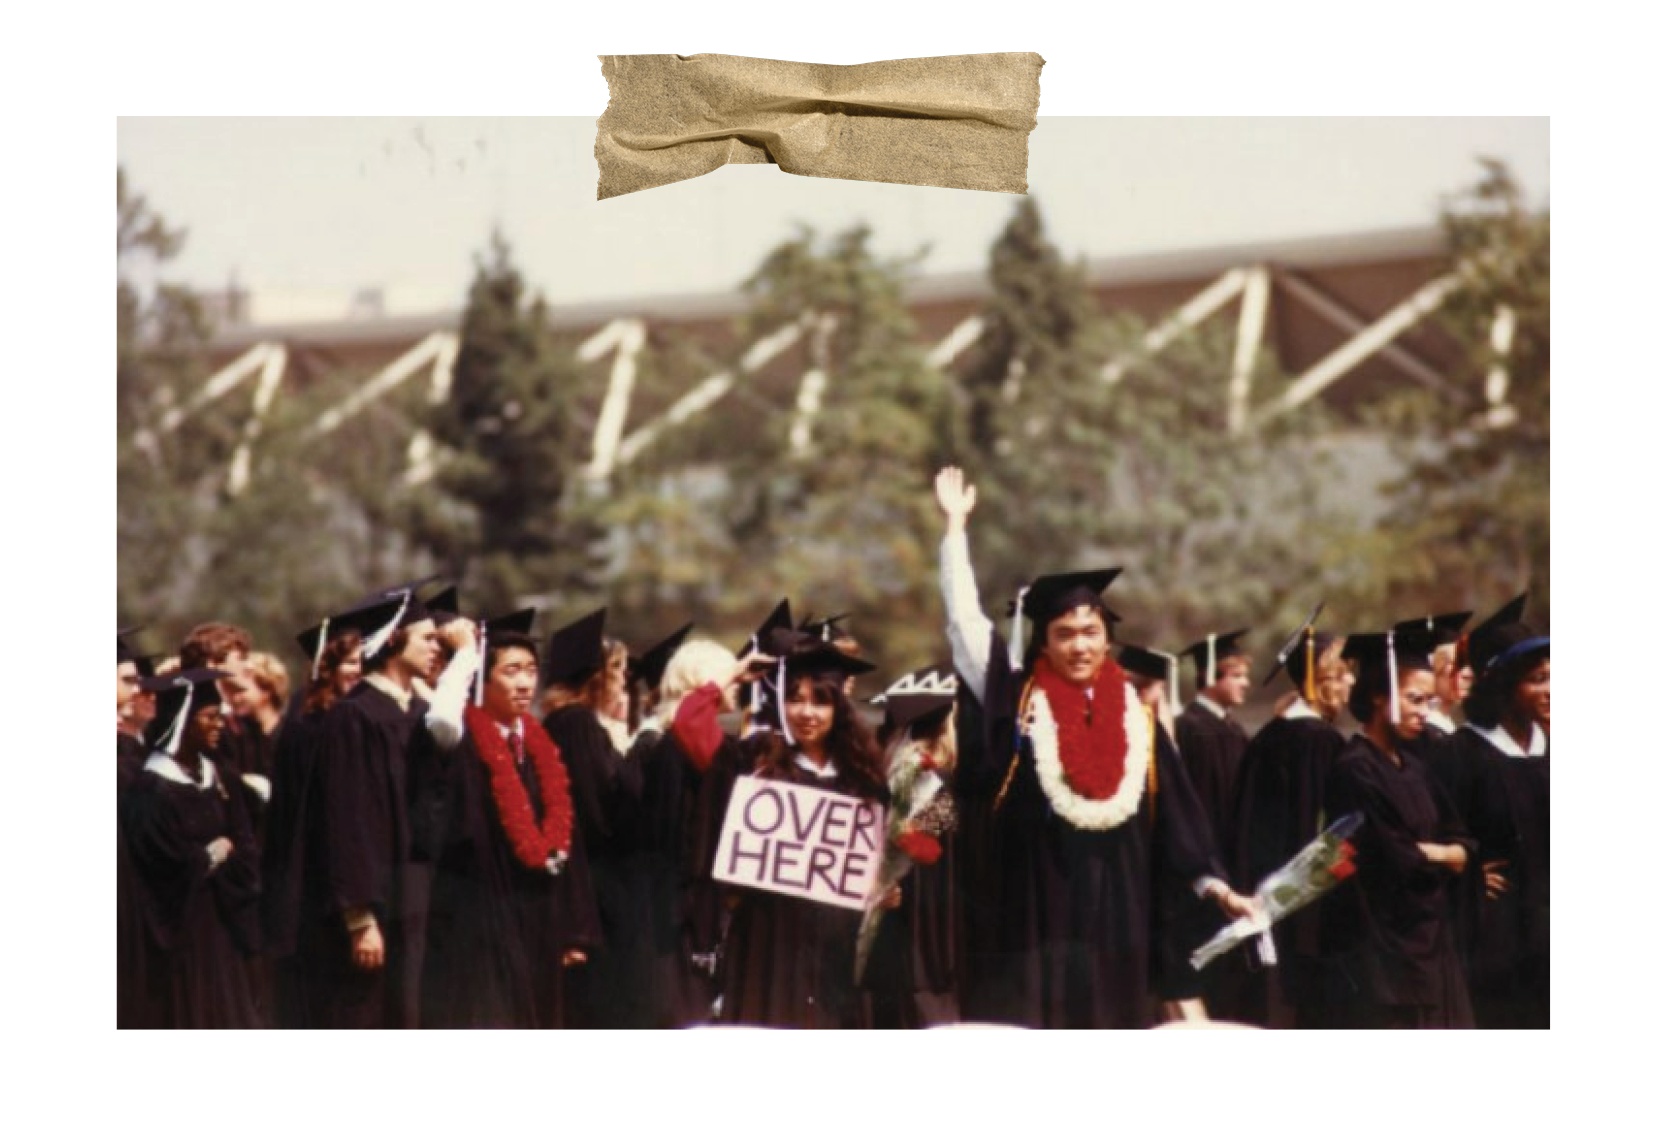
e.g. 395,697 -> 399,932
131,650 -> 165,679
483,608 -> 537,641
1116,644 -> 1173,683
1262,601 -> 1326,695
142,668 -> 231,754
871,664 -> 958,731
1180,630 -> 1250,683
1462,592 -> 1530,672
544,608 -> 608,688
366,573 -> 444,623
736,599 -> 793,659
799,613 -> 852,643
1394,610 -> 1473,648
1017,569 -> 1123,625
425,585 -> 461,626
118,626 -> 143,665
296,595 -> 409,677
1343,624 -> 1443,723
630,622 -> 694,690
773,629 -> 876,680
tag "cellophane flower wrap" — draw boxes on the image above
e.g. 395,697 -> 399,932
1190,812 -> 1365,971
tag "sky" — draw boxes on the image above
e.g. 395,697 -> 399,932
117,117 -> 1549,323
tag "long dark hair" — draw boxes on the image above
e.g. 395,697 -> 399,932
1465,650 -> 1549,729
753,670 -> 885,798
303,631 -> 362,715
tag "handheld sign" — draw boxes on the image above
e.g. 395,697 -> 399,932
713,775 -> 885,911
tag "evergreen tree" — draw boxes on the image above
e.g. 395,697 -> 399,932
415,233 -> 590,614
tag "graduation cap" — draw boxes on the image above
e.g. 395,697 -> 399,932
141,667 -> 231,756
735,599 -> 793,718
1394,609 -> 1473,649
1342,624 -> 1444,724
351,574 -> 445,660
1262,602 -> 1327,702
765,630 -> 876,745
130,650 -> 167,679
870,664 -> 959,732
296,595 -> 409,680
1006,568 -> 1122,667
117,626 -> 143,665
1179,629 -> 1250,687
424,585 -> 461,626
799,613 -> 852,643
544,608 -> 608,689
736,599 -> 794,660
629,622 -> 694,691
1116,644 -> 1181,712
1461,592 -> 1530,673
473,608 -> 539,704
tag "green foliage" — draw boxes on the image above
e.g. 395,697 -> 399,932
415,232 -> 590,615
1331,159 -> 1550,629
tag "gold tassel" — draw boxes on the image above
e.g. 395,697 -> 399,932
994,678 -> 1034,812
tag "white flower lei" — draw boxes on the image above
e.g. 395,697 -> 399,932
1026,684 -> 1150,831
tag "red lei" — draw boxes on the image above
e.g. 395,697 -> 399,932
1030,657 -> 1131,799
464,704 -> 575,870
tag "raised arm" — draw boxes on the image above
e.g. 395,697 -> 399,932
424,618 -> 481,751
935,466 -> 996,701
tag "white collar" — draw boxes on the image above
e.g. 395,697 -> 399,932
1468,722 -> 1547,758
365,673 -> 413,711
143,750 -> 218,790
495,715 -> 524,740
1282,697 -> 1321,722
1426,710 -> 1456,734
795,752 -> 837,780
1194,695 -> 1227,720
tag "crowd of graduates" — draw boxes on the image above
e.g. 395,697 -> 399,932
115,466 -> 1549,1030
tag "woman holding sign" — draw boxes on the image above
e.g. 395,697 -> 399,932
673,631 -> 886,1029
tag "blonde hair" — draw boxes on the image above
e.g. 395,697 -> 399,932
654,638 -> 739,725
543,637 -> 628,714
1274,636 -> 1350,722
247,651 -> 291,712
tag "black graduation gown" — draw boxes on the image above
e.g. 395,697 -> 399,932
958,635 -> 1225,1029
1437,726 -> 1549,1028
1326,735 -> 1476,1028
541,704 -> 638,1028
860,789 -> 961,1029
1175,700 -> 1250,849
117,734 -> 152,1028
304,682 -> 436,1029
420,721 -> 603,1028
260,708 -> 327,1027
1216,712 -> 1350,1027
705,741 -> 874,1030
119,756 -> 263,1028
1148,722 -> 1231,1006
613,727 -> 719,1027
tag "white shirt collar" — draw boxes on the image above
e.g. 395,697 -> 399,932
795,752 -> 838,780
1426,710 -> 1456,734
1194,695 -> 1227,720
365,673 -> 413,711
1469,722 -> 1547,758
495,715 -> 524,741
1282,697 -> 1321,722
143,750 -> 219,790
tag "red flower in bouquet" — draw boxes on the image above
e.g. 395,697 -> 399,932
896,830 -> 943,865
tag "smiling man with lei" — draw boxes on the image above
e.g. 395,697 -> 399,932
932,467 -> 1258,1028
419,610 -> 602,1029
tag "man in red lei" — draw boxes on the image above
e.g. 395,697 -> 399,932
419,611 -> 602,1028
933,466 -> 1257,1028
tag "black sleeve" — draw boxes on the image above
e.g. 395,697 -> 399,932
544,708 -> 626,850
317,706 -> 393,920
1150,719 -> 1227,889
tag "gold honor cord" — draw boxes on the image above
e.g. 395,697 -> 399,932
994,677 -> 1036,812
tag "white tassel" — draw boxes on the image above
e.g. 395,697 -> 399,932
311,616 -> 330,681
473,621 -> 488,707
361,593 -> 412,662
1164,653 -> 1181,714
1008,585 -> 1030,670
1387,631 -> 1400,725
1206,633 -> 1217,689
773,660 -> 793,747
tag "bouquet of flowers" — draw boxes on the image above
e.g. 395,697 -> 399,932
853,742 -> 955,983
1190,812 -> 1364,971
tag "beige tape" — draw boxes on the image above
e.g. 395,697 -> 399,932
595,53 -> 1044,199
